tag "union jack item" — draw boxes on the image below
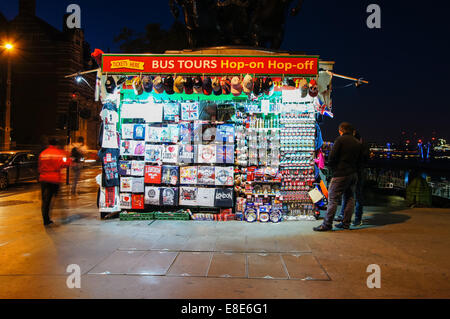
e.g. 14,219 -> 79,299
181,102 -> 199,121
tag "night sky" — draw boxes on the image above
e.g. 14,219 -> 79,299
1,0 -> 449,143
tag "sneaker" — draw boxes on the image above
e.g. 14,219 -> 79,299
334,216 -> 343,222
313,224 -> 332,232
334,222 -> 349,230
352,220 -> 362,227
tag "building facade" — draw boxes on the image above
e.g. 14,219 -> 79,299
0,0 -> 101,150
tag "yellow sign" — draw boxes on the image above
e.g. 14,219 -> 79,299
110,59 -> 145,71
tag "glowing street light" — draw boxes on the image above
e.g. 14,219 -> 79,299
3,42 -> 15,150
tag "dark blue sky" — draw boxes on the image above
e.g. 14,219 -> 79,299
1,0 -> 449,143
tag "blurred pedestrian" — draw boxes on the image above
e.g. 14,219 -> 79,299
335,130 -> 370,226
314,122 -> 362,231
38,139 -> 70,226
70,137 -> 87,195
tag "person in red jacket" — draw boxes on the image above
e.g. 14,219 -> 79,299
38,139 -> 70,226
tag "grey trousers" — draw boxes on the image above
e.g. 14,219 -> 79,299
323,173 -> 358,228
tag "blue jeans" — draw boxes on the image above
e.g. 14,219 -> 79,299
338,173 -> 364,222
323,173 -> 358,228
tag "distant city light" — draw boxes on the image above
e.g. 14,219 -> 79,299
5,43 -> 13,50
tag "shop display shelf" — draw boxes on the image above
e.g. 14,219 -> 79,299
155,212 -> 190,221
120,212 -> 155,221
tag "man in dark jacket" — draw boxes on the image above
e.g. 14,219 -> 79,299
314,122 -> 362,231
335,130 -> 370,226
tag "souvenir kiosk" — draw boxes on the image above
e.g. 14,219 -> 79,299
96,47 -> 335,223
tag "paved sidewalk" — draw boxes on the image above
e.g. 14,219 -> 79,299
0,168 -> 449,299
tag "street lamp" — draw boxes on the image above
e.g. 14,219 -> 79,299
3,43 -> 14,150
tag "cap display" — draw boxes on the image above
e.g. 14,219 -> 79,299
164,76 -> 175,95
193,76 -> 203,94
153,76 -> 164,94
231,76 -> 243,96
142,75 -> 153,93
299,78 -> 308,98
212,77 -> 222,96
242,74 -> 253,95
174,76 -> 185,94
184,77 -> 194,94
253,77 -> 263,97
221,76 -> 231,95
262,77 -> 274,96
202,76 -> 213,95
105,76 -> 116,94
309,78 -> 319,97
133,77 -> 144,96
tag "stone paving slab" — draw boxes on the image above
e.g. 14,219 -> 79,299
207,252 -> 247,278
88,250 -> 146,275
127,251 -> 178,276
166,252 -> 212,277
282,253 -> 330,280
247,253 -> 289,280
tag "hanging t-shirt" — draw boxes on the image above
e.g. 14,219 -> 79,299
181,102 -> 199,121
120,177 -> 133,192
99,186 -> 121,213
119,160 -> 131,176
144,165 -> 162,184
102,123 -> 119,149
160,187 -> 179,206
197,144 -> 216,164
145,186 -> 161,205
215,124 -> 235,144
215,166 -> 234,186
197,188 -> 215,207
163,103 -> 180,122
100,105 -> 119,125
214,188 -> 234,207
161,166 -> 179,185
198,166 -> 215,185
133,124 -> 146,140
100,106 -> 119,149
162,145 -> 179,164
180,166 -> 198,185
146,126 -> 163,143
145,144 -> 163,163
132,177 -> 145,193
131,161 -> 145,176
120,193 -> 132,209
179,145 -> 196,164
121,124 -> 134,140
179,122 -> 193,144
98,148 -> 120,187
132,194 -> 145,210
179,187 -> 198,206
216,145 -> 235,164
